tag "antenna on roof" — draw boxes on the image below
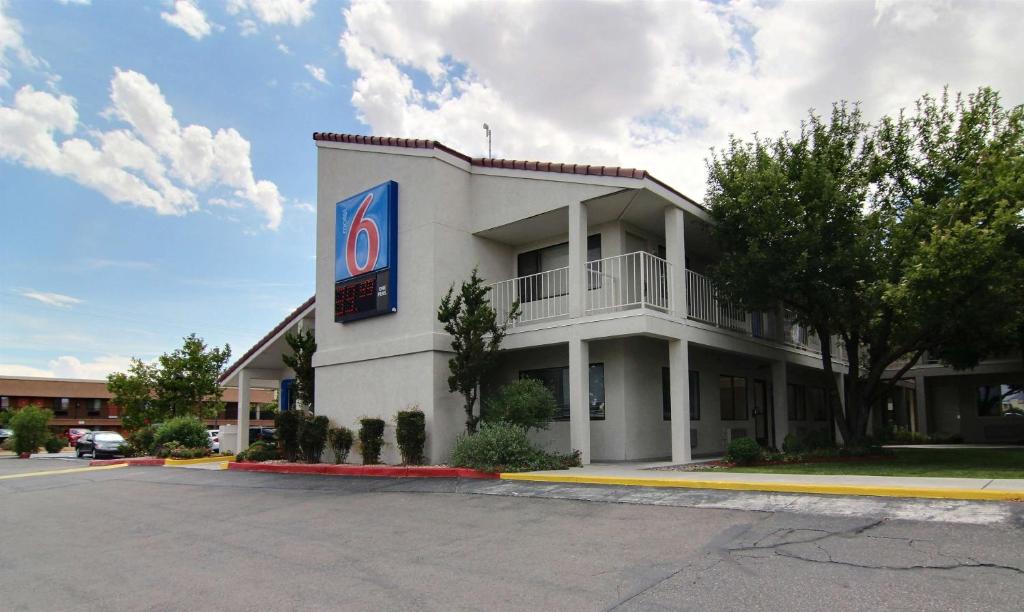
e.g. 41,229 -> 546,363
482,123 -> 492,159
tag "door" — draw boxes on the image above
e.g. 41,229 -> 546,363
753,379 -> 773,446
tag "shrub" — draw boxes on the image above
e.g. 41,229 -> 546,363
328,426 -> 354,464
275,410 -> 303,462
9,405 -> 53,455
726,437 -> 762,466
358,418 -> 386,465
298,415 -> 330,463
44,435 -> 66,453
449,421 -> 580,473
154,416 -> 209,451
236,441 -> 278,462
158,443 -> 211,459
482,379 -> 557,431
126,424 -> 158,456
781,433 -> 804,454
395,409 -> 426,465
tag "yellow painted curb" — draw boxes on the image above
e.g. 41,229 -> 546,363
164,455 -> 236,466
0,463 -> 127,480
498,473 -> 1024,502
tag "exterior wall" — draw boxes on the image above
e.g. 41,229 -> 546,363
925,373 -> 1024,443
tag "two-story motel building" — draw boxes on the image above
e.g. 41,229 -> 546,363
221,133 -> 852,464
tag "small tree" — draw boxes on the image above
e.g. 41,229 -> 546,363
107,358 -> 158,431
482,378 -> 558,431
438,268 -> 519,433
282,328 -> 316,412
9,405 -> 52,455
153,334 -> 231,419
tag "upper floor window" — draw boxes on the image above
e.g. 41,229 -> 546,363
662,368 -> 700,421
88,399 -> 102,415
978,384 -> 1024,417
719,375 -> 748,420
519,362 -> 605,421
53,397 -> 70,415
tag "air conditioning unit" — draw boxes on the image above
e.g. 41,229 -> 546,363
723,427 -> 748,444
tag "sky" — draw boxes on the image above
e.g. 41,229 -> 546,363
1,0 -> 1022,380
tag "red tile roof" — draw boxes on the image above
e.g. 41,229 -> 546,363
312,132 -> 700,205
219,295 -> 315,384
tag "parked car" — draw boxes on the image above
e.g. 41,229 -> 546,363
249,427 -> 276,444
207,429 -> 220,453
0,428 -> 12,445
67,428 -> 91,447
76,431 -> 126,458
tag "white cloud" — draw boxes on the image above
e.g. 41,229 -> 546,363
0,69 -> 284,228
338,0 -> 1024,201
274,34 -> 290,54
161,0 -> 213,40
238,18 -> 259,36
228,0 -> 316,27
0,0 -> 40,88
0,354 -> 134,379
304,63 -> 328,84
17,289 -> 82,308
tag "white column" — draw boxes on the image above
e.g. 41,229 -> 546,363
834,371 -> 846,445
664,206 -> 687,318
237,368 -> 251,452
568,200 -> 588,318
569,336 -> 591,464
771,360 -> 788,449
914,374 -> 928,435
669,339 -> 692,463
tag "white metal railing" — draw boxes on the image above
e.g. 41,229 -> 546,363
489,266 -> 569,327
585,251 -> 672,314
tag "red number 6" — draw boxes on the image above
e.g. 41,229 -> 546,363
346,193 -> 381,276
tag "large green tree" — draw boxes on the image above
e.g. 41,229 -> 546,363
706,88 -> 1024,445
438,268 -> 519,433
107,358 -> 158,430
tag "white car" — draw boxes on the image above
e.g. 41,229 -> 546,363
207,430 -> 220,453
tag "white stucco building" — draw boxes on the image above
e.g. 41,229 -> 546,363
221,133 -> 863,464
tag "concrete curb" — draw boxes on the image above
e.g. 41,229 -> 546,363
227,462 -> 499,479
498,473 -> 1024,502
164,455 -> 236,466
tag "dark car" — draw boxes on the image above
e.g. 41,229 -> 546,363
76,431 -> 126,458
249,427 -> 276,444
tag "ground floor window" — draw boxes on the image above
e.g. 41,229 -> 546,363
807,386 -> 827,421
977,384 -> 1024,417
662,368 -> 700,421
719,375 -> 748,420
520,363 -> 605,421
787,384 -> 807,421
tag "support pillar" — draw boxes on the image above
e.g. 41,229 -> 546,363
569,336 -> 591,464
669,339 -> 692,463
237,368 -> 251,452
568,200 -> 588,318
771,361 -> 788,449
664,206 -> 687,318
834,371 -> 846,445
914,374 -> 928,435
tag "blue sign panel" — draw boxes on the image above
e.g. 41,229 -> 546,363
334,181 -> 398,322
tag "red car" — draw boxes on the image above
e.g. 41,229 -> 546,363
67,428 -> 91,447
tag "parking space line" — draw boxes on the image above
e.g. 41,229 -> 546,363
0,464 -> 127,480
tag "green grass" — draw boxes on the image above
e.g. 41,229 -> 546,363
726,448 -> 1024,479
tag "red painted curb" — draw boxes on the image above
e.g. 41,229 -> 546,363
89,458 -> 166,466
227,462 -> 498,480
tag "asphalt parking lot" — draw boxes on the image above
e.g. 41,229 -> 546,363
3,457 -> 1023,611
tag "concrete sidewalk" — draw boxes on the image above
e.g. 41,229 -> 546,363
501,463 -> 1024,501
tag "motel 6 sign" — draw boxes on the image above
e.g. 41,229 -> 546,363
334,180 -> 398,322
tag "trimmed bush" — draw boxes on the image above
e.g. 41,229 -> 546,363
328,426 -> 354,464
450,421 -> 581,473
482,378 -> 557,431
44,435 -> 66,453
395,409 -> 426,465
274,410 -> 303,462
154,416 -> 209,451
359,418 -> 386,465
9,405 -> 52,455
126,424 -> 158,456
236,441 -> 279,462
781,433 -> 804,454
298,414 -> 330,463
726,437 -> 762,466
156,442 -> 211,459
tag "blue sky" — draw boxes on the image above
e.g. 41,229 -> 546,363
1,0 -> 357,378
2,0 -> 1022,379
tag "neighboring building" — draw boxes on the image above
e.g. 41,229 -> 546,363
220,133 -> 850,465
882,354 -> 1024,443
0,376 -> 275,435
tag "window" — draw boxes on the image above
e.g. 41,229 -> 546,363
517,235 -> 601,301
662,368 -> 700,421
53,397 -> 70,415
88,399 -> 102,415
787,384 -> 807,421
0,396 -> 8,409
807,387 -> 827,421
520,362 -> 605,421
978,384 -> 1024,417
719,375 -> 748,421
